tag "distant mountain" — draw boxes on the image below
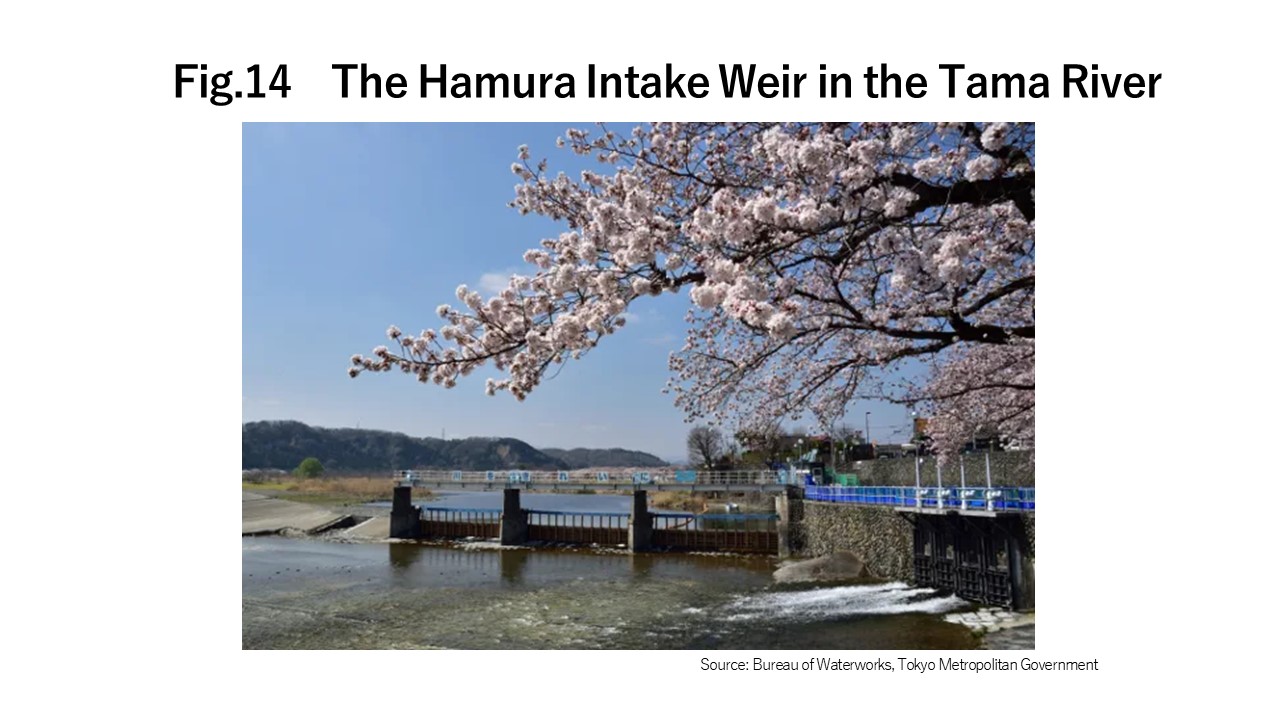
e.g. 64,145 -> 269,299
540,447 -> 668,469
242,421 -> 670,473
242,420 -> 567,472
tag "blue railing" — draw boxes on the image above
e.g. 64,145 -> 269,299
805,486 -> 1035,512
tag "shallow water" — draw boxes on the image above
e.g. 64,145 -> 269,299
243,537 -> 982,650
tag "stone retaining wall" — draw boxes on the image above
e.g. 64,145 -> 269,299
796,502 -> 915,581
796,500 -> 1037,590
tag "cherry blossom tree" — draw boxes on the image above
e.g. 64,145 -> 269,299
350,122 -> 1034,457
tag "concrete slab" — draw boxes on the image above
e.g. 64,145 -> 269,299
337,516 -> 390,541
242,492 -> 345,535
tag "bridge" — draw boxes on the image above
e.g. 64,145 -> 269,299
395,466 -> 1035,514
391,464 -> 1035,610
398,468 -> 788,494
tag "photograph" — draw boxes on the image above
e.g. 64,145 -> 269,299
242,122 -> 1036,650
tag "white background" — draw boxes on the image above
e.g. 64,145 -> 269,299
3,0 -> 1276,716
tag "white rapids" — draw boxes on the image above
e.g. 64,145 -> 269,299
718,582 -> 970,622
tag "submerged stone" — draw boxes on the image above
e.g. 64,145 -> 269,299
772,551 -> 872,584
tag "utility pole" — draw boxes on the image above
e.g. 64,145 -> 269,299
864,411 -> 871,445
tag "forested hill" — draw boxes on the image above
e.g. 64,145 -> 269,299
243,421 -> 566,472
242,421 -> 666,472
540,447 -> 667,468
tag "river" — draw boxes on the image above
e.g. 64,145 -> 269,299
243,490 -> 1024,650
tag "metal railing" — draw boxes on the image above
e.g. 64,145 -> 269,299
525,509 -> 630,545
651,512 -> 779,532
688,470 -> 788,485
420,506 -> 501,521
419,506 -> 501,538
397,468 -> 790,486
651,512 -> 779,553
526,509 -> 630,530
805,486 -> 1035,512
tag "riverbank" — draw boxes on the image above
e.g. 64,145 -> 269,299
242,491 -> 353,535
242,477 -> 434,507
243,489 -> 411,543
648,490 -> 773,513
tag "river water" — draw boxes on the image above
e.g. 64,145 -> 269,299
243,538 -> 986,649
243,490 -> 1020,650
241,535 -> 988,648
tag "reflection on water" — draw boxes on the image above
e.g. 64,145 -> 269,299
244,537 -> 983,650
389,542 -> 530,583
499,546 -> 529,582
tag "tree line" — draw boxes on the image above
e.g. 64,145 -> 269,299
686,422 -> 866,470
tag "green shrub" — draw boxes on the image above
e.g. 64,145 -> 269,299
293,457 -> 324,478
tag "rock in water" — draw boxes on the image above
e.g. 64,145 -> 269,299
773,551 -> 871,584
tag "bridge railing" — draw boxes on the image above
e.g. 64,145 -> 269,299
692,470 -> 789,485
397,468 -> 789,486
805,486 -> 1035,512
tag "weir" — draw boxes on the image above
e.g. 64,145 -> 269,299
390,488 -> 782,555
389,483 -> 1034,608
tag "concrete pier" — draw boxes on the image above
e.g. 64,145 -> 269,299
775,485 -> 804,558
627,490 -> 652,552
499,488 -> 529,546
389,485 -> 420,539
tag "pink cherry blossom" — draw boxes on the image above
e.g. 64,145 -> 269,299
353,122 -> 1035,457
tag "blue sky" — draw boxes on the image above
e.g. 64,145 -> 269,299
242,123 -> 916,461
